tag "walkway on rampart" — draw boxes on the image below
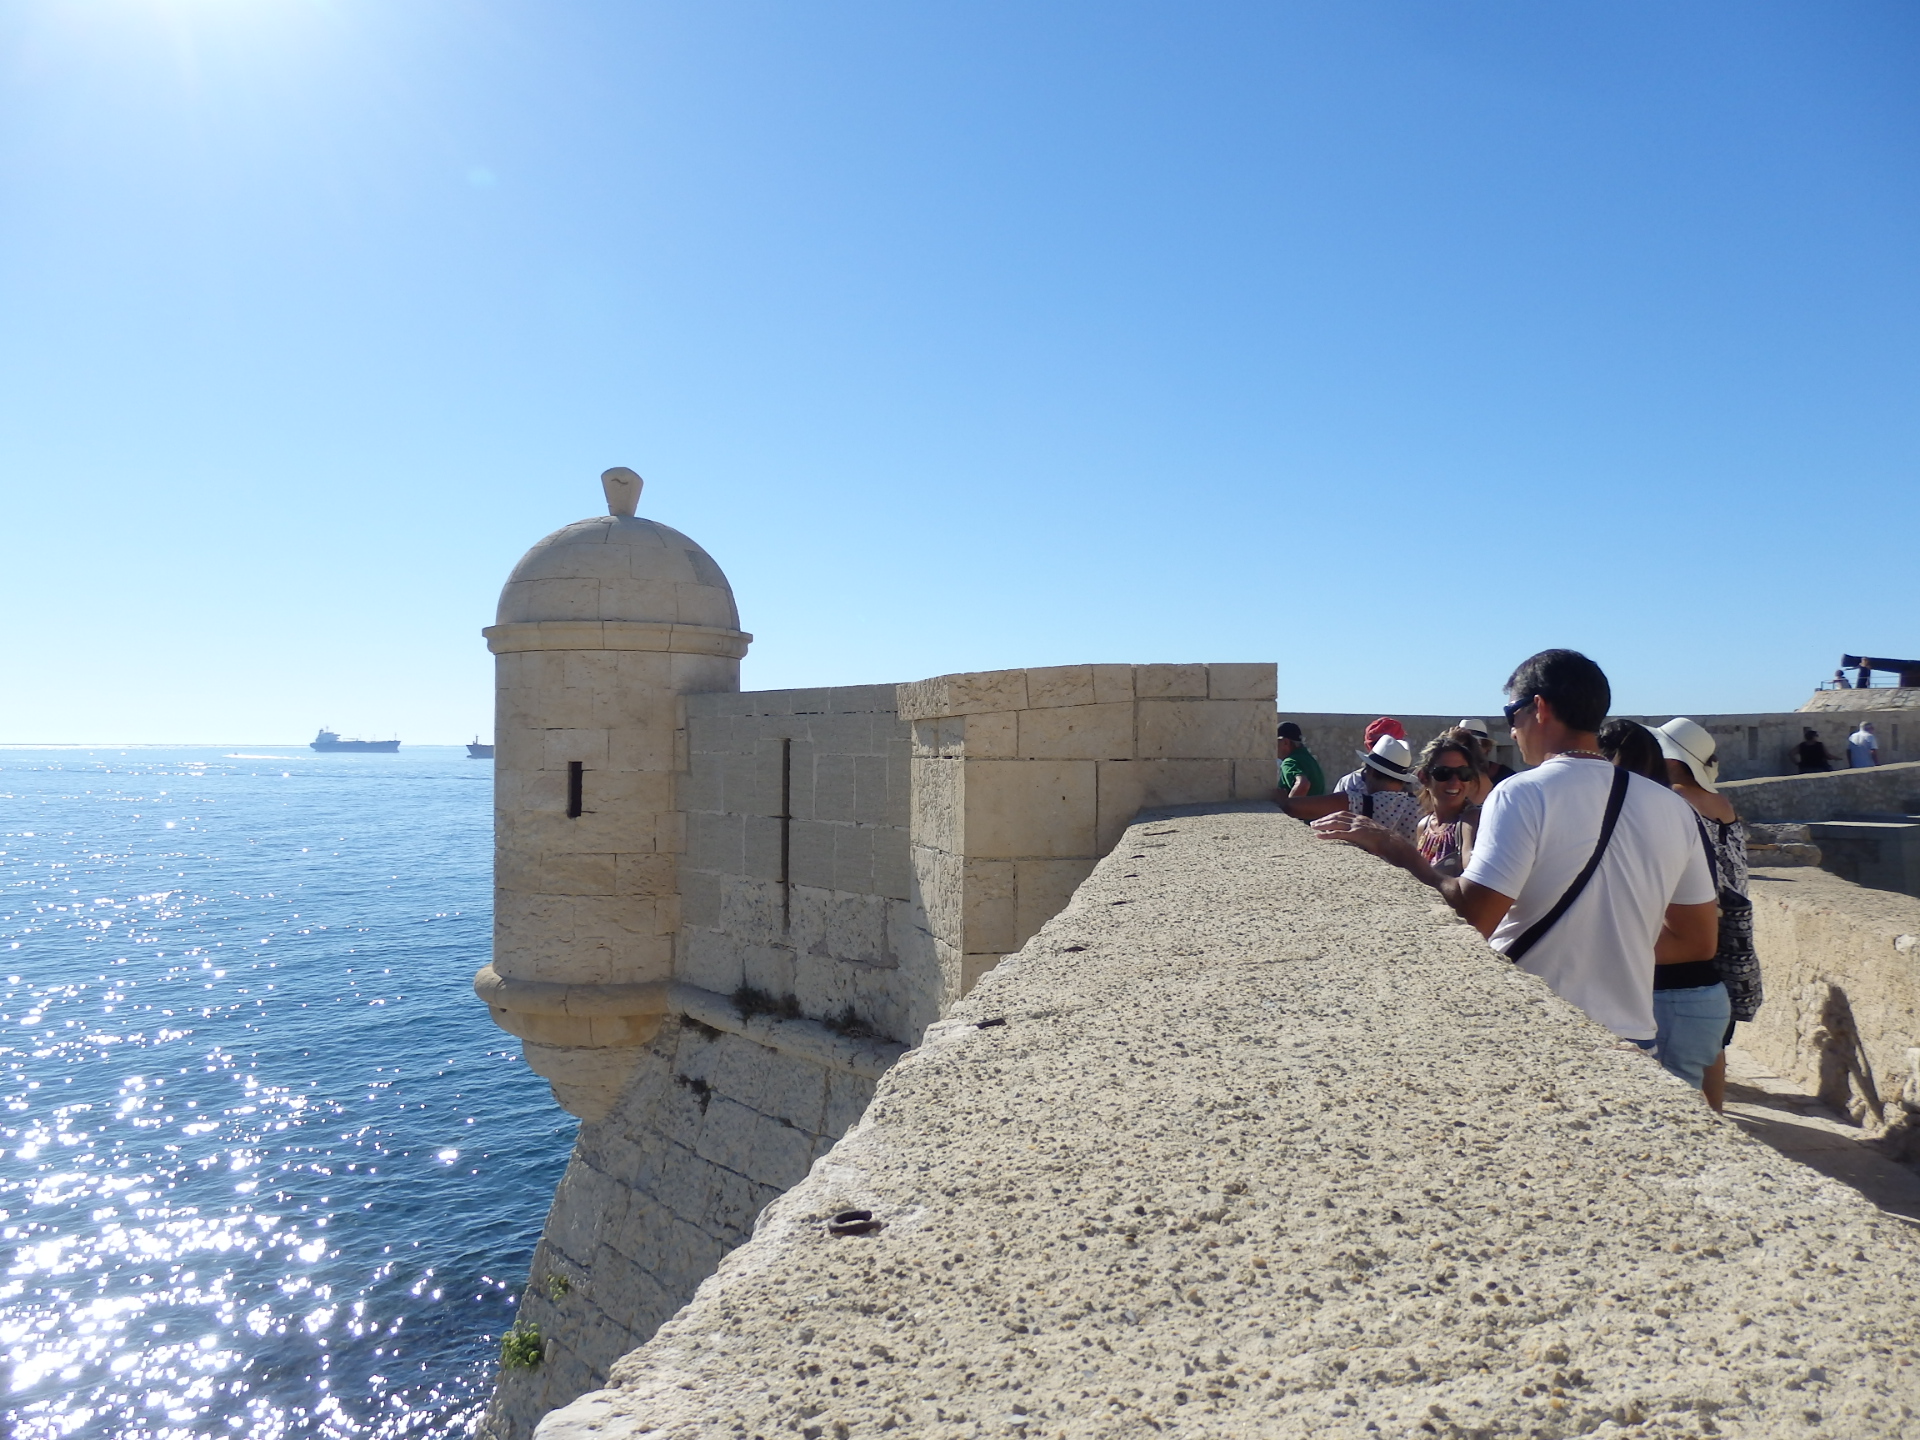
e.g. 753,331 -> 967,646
537,805 -> 1920,1440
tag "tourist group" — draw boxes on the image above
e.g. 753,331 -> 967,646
1274,649 -> 1759,1112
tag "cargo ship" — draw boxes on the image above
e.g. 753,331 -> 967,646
310,728 -> 401,754
467,737 -> 494,759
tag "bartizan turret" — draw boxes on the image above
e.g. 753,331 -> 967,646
473,469 -> 750,1119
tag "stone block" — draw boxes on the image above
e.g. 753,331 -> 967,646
1094,760 -> 1148,853
960,949 -> 1003,997
1134,664 -> 1208,699
677,927 -> 747,996
911,843 -> 964,952
910,757 -> 962,853
685,812 -> 744,874
616,851 -> 676,898
1014,858 -> 1096,948
960,710 -> 1018,758
543,728 -> 611,769
1024,665 -> 1097,710
540,851 -> 618,896
1206,662 -> 1278,701
680,756 -> 723,814
678,865 -> 723,931
718,873 -> 785,943
1136,698 -> 1271,761
834,823 -> 876,895
816,889 -> 894,966
963,858 -> 1016,954
785,740 -> 816,820
852,755 -> 893,825
606,722 -> 676,773
1091,664 -> 1135,704
910,716 -> 964,758
961,759 -> 1098,859
710,1038 -> 829,1133
703,1165 -> 780,1241
1136,759 -> 1235,808
742,814 -> 783,883
872,828 -> 912,902
1017,702 -> 1135,761
898,668 -> 1028,720
788,819 -> 836,890
1232,756 -> 1275,801
823,1069 -> 877,1138
812,751 -> 856,823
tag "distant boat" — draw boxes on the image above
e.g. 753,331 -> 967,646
310,728 -> 401,754
467,737 -> 494,759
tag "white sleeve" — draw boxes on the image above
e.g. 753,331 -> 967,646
1673,817 -> 1717,906
1459,781 -> 1537,899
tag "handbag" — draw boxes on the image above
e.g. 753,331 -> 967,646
1698,821 -> 1764,1022
1505,766 -> 1630,964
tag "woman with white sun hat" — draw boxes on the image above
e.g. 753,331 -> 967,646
1652,716 -> 1760,1112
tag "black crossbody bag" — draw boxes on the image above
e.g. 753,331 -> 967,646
1503,766 -> 1630,964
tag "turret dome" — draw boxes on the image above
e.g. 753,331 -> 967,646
494,469 -> 740,631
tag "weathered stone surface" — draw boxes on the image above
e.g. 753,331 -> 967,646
537,805 -> 1920,1440
1742,864 -> 1920,1156
1723,761 -> 1920,825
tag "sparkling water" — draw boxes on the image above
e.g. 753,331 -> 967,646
0,747 -> 570,1438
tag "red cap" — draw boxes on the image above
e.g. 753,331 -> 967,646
1364,717 -> 1405,749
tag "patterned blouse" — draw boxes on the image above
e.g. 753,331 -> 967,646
1697,813 -> 1749,898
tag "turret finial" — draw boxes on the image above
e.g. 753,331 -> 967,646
601,467 -> 643,518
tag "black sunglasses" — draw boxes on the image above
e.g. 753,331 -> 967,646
1502,695 -> 1535,724
1428,764 -> 1476,782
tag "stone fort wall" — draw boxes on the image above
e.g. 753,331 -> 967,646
479,664 -> 1274,1440
530,804 -> 1920,1440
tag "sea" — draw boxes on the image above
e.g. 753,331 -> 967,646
0,746 -> 572,1439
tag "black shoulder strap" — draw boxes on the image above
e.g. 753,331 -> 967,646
1504,765 -> 1631,964
1360,791 -> 1374,819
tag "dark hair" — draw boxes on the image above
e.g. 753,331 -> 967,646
1597,718 -> 1668,785
1803,728 -> 1819,739
1277,721 -> 1303,741
1505,649 -> 1611,734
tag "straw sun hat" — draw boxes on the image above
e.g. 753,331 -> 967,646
1653,718 -> 1719,792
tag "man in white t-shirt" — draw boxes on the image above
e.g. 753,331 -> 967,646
1848,723 -> 1879,768
1312,649 -> 1717,1042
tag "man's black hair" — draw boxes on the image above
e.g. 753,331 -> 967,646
1505,649 -> 1611,734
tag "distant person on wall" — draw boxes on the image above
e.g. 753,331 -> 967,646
1275,722 -> 1326,798
1832,669 -> 1851,689
1848,722 -> 1879,768
1654,718 -> 1760,1113
1794,728 -> 1833,774
1459,718 -> 1518,791
1310,649 -> 1718,1050
1332,718 -> 1408,804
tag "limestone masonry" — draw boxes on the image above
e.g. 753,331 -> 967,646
476,477 -> 1920,1439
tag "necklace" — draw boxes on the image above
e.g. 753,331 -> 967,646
1557,749 -> 1609,761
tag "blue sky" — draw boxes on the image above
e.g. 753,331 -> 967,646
2,1 -> 1915,743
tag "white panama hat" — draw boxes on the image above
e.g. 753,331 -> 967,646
1458,718 -> 1491,740
1653,717 -> 1719,792
1356,734 -> 1418,783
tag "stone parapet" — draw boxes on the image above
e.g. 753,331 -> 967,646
1742,865 -> 1920,1156
1721,760 -> 1920,824
533,805 -> 1920,1440
906,664 -> 1275,1006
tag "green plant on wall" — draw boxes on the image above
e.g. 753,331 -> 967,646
500,1320 -> 544,1371
546,1272 -> 571,1300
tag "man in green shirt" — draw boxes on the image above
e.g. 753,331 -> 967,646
1276,721 -> 1326,798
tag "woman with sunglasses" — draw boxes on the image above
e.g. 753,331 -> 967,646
1414,729 -> 1485,878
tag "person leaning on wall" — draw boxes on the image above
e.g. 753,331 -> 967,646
1310,649 -> 1718,1056
1413,729 -> 1485,878
1654,717 -> 1761,1114
1275,721 -> 1326,799
1793,727 -> 1833,774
